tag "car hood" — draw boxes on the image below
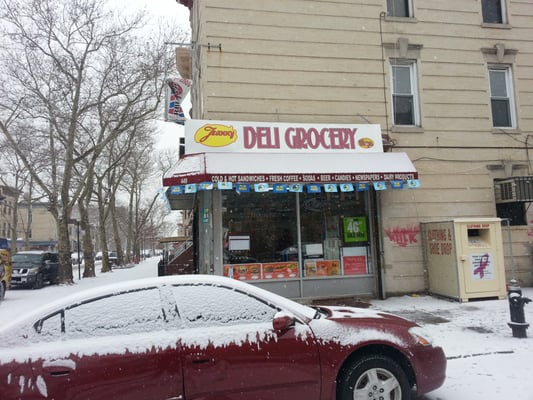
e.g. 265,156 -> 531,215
306,305 -> 418,348
317,305 -> 417,328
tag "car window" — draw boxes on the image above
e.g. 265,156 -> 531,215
38,312 -> 63,340
37,288 -> 167,340
171,284 -> 278,328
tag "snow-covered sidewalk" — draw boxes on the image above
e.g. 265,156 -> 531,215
1,257 -> 532,399
370,289 -> 533,399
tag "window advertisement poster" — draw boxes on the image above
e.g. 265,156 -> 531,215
343,216 -> 368,243
305,260 -> 341,277
223,264 -> 261,280
342,247 -> 368,275
262,262 -> 299,279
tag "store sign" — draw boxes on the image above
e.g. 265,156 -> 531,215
185,120 -> 384,153
165,77 -> 191,125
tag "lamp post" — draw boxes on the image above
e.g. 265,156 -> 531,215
68,219 -> 81,280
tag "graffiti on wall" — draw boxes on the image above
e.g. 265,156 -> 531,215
385,225 -> 420,247
528,218 -> 533,237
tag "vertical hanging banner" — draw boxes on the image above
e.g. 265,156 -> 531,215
165,77 -> 191,125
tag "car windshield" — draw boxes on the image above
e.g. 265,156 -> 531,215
12,253 -> 42,264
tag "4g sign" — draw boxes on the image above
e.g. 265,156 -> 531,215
343,217 -> 368,243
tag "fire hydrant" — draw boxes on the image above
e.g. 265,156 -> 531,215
507,279 -> 531,338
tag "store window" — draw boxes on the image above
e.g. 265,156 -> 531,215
222,191 -> 298,278
299,191 -> 370,277
387,0 -> 412,18
488,66 -> 515,128
482,0 -> 506,24
221,190 -> 371,280
391,61 -> 419,126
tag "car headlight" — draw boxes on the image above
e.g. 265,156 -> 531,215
408,326 -> 434,346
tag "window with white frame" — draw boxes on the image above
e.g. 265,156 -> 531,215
482,0 -> 507,24
387,0 -> 412,17
391,61 -> 419,126
488,66 -> 515,128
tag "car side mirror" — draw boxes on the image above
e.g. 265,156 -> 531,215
272,311 -> 295,332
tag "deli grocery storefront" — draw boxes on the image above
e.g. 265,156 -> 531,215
163,120 -> 419,299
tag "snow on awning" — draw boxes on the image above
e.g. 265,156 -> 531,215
163,152 -> 418,187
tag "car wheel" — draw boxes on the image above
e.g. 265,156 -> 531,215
33,273 -> 44,289
337,355 -> 411,400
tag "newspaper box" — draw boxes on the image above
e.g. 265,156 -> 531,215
421,218 -> 506,302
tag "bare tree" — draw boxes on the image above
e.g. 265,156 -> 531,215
0,0 -> 184,283
121,135 -> 159,264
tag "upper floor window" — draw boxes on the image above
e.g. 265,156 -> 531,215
482,0 -> 507,24
387,0 -> 412,17
488,66 -> 515,128
391,61 -> 419,126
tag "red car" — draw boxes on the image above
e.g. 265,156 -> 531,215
0,275 -> 446,400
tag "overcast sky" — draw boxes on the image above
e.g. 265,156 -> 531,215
111,0 -> 191,151
114,0 -> 190,28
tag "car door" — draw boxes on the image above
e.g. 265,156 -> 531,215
29,287 -> 184,400
43,252 -> 59,283
171,283 -> 321,400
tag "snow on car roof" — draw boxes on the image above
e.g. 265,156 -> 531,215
0,274 -> 316,334
0,275 -> 322,365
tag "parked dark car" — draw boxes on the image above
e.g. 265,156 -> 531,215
10,251 -> 59,289
0,275 -> 446,400
95,251 -> 119,267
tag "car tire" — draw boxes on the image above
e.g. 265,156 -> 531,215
337,354 -> 411,400
33,273 -> 44,290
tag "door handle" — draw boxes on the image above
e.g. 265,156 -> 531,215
42,359 -> 76,376
49,369 -> 72,377
191,357 -> 212,364
186,353 -> 213,364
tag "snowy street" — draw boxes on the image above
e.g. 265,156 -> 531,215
1,257 -> 532,400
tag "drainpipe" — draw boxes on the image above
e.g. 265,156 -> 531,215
376,191 -> 387,299
502,218 -> 515,280
296,192 -> 304,298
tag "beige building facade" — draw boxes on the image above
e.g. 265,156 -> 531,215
172,0 -> 533,297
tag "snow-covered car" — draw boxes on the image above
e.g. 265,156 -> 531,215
0,275 -> 446,400
71,252 -> 84,266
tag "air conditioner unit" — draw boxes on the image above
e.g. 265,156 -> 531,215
494,176 -> 533,203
